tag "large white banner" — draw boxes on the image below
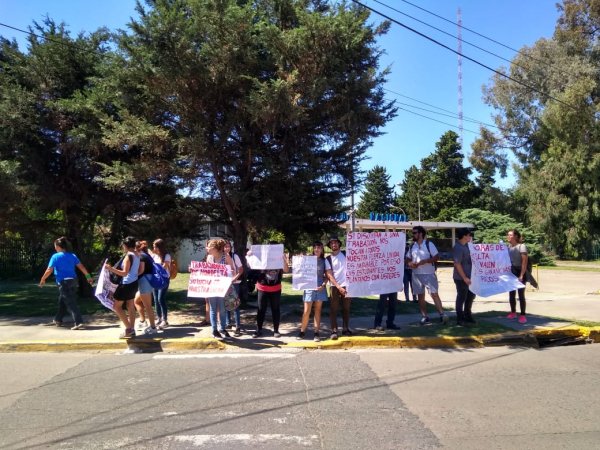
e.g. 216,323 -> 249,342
187,261 -> 232,298
468,243 -> 525,297
94,259 -> 115,311
346,231 -> 406,297
292,255 -> 318,290
246,244 -> 284,270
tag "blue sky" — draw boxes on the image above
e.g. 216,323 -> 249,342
0,0 -> 560,198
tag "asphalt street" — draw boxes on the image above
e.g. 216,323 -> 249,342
1,345 -> 600,449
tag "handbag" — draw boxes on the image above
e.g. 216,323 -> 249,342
224,286 -> 240,312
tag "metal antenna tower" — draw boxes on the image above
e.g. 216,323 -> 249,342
457,7 -> 463,146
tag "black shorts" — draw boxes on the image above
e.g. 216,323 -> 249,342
114,281 -> 139,301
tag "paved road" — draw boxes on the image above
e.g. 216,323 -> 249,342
1,345 -> 599,449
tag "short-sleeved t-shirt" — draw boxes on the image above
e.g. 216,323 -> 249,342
139,252 -> 154,276
508,243 -> 527,267
407,240 -> 438,275
152,253 -> 172,265
327,252 -> 347,287
452,242 -> 472,280
48,252 -> 80,283
306,257 -> 332,291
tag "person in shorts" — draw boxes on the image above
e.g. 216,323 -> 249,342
134,240 -> 158,335
406,226 -> 448,325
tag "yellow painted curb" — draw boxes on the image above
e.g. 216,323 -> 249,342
161,338 -> 226,351
286,335 -> 484,349
0,339 -> 127,352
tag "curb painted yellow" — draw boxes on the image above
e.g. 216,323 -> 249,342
161,338 -> 226,351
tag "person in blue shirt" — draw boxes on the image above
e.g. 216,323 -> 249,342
39,236 -> 94,330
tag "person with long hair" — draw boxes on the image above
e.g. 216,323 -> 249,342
134,240 -> 158,335
506,229 -> 528,324
205,238 -> 235,339
150,238 -> 172,330
297,241 -> 331,342
105,236 -> 140,338
39,236 -> 94,329
224,241 -> 244,336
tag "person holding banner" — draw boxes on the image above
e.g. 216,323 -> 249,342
206,238 -> 236,339
105,236 -> 141,338
298,241 -> 331,342
39,236 -> 94,330
453,228 -> 476,326
224,241 -> 244,337
507,229 -> 529,324
326,236 -> 352,340
406,226 -> 449,325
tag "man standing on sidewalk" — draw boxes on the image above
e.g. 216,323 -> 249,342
406,226 -> 448,325
326,236 -> 352,340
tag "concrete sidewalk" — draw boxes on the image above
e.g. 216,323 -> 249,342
1,267 -> 599,352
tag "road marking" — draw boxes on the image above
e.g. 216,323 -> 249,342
153,353 -> 296,360
172,434 -> 318,446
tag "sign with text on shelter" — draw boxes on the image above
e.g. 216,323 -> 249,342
246,244 -> 284,270
468,243 -> 524,297
346,231 -> 406,297
94,259 -> 115,311
187,261 -> 232,298
292,255 -> 318,290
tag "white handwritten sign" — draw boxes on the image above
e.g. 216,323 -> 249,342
94,259 -> 115,311
187,261 -> 232,298
468,243 -> 524,297
292,255 -> 318,290
346,232 -> 405,297
246,244 -> 284,270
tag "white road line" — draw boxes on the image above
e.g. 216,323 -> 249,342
172,434 -> 319,446
153,353 -> 296,360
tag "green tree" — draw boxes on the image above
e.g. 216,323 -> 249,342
356,165 -> 395,218
472,0 -> 600,258
107,0 -> 396,255
396,130 -> 477,221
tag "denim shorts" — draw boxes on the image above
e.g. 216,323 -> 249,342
303,288 -> 328,302
138,275 -> 153,295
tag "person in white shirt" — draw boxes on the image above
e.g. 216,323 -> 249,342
406,226 -> 448,326
325,236 -> 352,340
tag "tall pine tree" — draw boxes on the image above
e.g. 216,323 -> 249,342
356,165 -> 395,218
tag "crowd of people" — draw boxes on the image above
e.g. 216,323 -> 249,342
39,226 -> 533,339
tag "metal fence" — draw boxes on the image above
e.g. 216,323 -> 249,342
0,239 -> 51,280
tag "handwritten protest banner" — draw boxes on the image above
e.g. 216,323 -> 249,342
246,244 -> 284,270
94,259 -> 115,311
346,231 -> 405,297
292,255 -> 318,290
468,243 -> 524,297
187,261 -> 232,298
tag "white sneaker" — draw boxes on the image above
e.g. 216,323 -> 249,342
144,326 -> 158,335
137,320 -> 148,330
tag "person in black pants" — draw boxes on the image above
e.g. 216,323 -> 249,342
453,228 -> 476,326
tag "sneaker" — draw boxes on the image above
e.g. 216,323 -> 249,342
252,330 -> 262,338
137,320 -> 148,330
297,331 -> 305,340
518,315 -> 527,324
273,331 -> 281,338
342,329 -> 352,336
119,328 -> 135,339
157,321 -> 169,330
71,323 -> 85,330
46,320 -> 63,327
507,312 -> 517,319
234,327 -> 242,337
213,330 -> 223,339
330,331 -> 338,340
375,326 -> 384,332
144,326 -> 158,335
314,332 -> 321,342
220,329 -> 231,338
420,316 -> 431,326
226,323 -> 233,330
440,314 -> 449,324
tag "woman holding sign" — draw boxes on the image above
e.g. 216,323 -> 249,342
507,229 -> 528,324
206,238 -> 236,339
298,241 -> 331,342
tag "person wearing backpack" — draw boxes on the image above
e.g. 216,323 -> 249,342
406,226 -> 448,326
134,241 -> 158,335
150,238 -> 172,330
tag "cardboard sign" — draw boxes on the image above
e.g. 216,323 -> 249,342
468,243 -> 525,297
246,244 -> 284,270
346,231 -> 406,297
292,255 -> 318,290
94,259 -> 116,311
187,261 -> 232,298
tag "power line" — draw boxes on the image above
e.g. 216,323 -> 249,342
394,104 -> 480,135
351,0 -> 578,111
0,21 -> 97,54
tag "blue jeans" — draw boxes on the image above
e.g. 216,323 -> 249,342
208,297 -> 226,332
226,284 -> 241,328
374,292 -> 397,328
55,279 -> 83,325
153,282 -> 169,322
